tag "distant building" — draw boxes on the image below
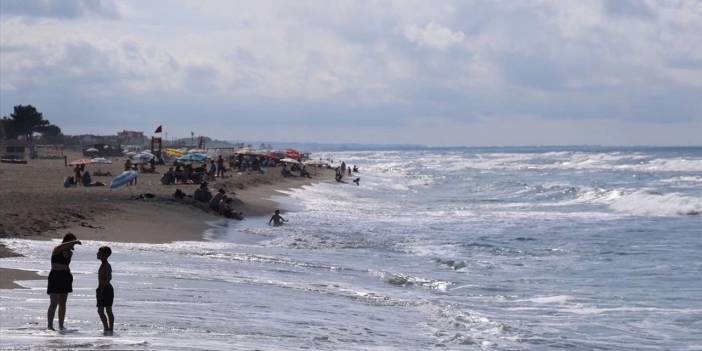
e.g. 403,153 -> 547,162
70,134 -> 119,145
0,139 -> 28,162
117,130 -> 146,146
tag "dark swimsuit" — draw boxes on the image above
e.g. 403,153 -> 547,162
47,250 -> 73,294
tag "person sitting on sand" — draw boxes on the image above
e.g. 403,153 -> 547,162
47,233 -> 82,331
218,196 -> 232,215
161,167 -> 176,185
219,198 -> 243,220
64,176 -> 75,188
210,188 -> 226,211
353,165 -> 359,173
248,157 -> 259,174
300,165 -> 312,178
281,164 -> 292,178
173,188 -> 186,200
174,165 -> 184,183
82,170 -> 92,186
193,182 -> 212,203
268,210 -> 288,226
96,246 -> 114,335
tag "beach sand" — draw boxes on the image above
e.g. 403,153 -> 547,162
0,152 -> 332,288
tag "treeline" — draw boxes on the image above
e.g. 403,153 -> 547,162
1,105 -> 64,144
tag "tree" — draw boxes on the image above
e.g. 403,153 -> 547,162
35,124 -> 64,144
5,105 -> 48,140
2,105 -> 51,158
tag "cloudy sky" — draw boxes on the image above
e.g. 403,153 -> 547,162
1,0 -> 701,146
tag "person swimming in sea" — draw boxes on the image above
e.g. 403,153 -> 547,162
268,210 -> 288,226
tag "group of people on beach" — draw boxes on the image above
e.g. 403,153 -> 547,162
173,181 -> 244,220
47,233 -> 115,335
335,161 -> 360,185
64,164 -> 105,187
281,163 -> 311,178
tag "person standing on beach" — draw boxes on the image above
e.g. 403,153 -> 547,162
47,233 -> 81,331
209,160 -> 217,179
73,165 -> 82,187
124,159 -> 136,186
217,156 -> 225,177
96,246 -> 115,335
268,210 -> 288,226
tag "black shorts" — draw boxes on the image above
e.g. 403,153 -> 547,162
96,284 -> 114,307
47,270 -> 73,294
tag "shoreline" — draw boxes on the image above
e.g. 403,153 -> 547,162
0,152 -> 334,288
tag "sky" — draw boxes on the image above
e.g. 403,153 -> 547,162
1,0 -> 701,146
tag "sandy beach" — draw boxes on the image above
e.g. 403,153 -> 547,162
0,152 -> 332,288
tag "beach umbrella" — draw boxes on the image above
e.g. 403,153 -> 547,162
237,148 -> 260,155
164,148 -> 184,158
110,170 -> 138,189
280,157 -> 301,164
177,153 -> 208,163
188,148 -> 207,154
286,148 -> 301,159
86,147 -> 99,153
132,152 -> 154,162
69,159 -> 92,166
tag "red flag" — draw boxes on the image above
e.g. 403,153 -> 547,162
154,125 -> 162,133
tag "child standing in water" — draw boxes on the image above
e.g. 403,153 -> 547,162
268,209 -> 288,226
96,246 -> 114,335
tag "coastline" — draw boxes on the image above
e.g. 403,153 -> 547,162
0,152 -> 333,288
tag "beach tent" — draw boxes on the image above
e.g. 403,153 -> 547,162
177,153 -> 208,163
69,159 -> 92,166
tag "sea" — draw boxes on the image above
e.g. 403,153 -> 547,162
1,146 -> 701,350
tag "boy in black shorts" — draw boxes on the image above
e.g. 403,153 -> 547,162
96,246 -> 114,335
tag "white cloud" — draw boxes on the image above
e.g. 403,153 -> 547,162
403,21 -> 465,49
0,0 -> 701,145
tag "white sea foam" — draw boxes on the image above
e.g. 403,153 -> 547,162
573,188 -> 702,216
3,148 -> 700,350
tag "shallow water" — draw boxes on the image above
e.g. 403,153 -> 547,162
1,146 -> 701,350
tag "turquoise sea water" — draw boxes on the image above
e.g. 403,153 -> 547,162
1,146 -> 701,350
